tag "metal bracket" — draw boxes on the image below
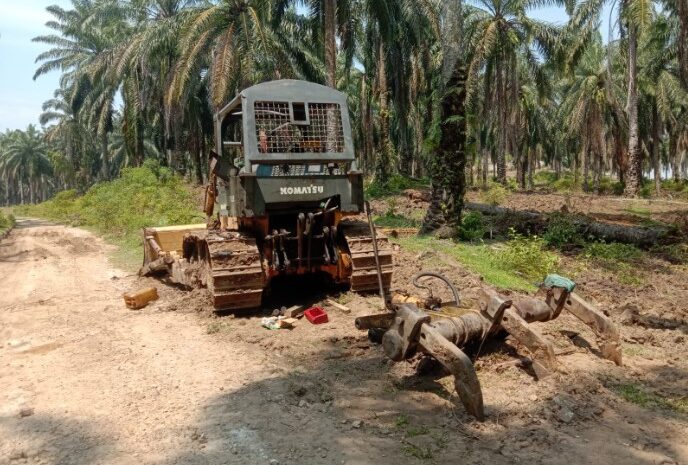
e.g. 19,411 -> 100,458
381,303 -> 431,361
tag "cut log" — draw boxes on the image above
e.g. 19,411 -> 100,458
464,202 -> 679,247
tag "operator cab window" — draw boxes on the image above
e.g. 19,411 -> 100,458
291,102 -> 309,124
254,101 -> 344,154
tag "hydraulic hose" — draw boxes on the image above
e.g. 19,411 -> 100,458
411,271 -> 461,306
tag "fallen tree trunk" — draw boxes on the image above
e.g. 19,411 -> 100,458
465,202 -> 680,247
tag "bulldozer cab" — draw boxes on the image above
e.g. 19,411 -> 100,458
212,80 -> 363,218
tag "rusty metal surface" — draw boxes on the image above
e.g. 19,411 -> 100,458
419,323 -> 485,420
500,308 -> 558,378
382,304 -> 431,361
354,313 -> 396,331
551,288 -> 623,366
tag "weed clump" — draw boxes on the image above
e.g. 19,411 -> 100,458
614,383 -> 688,414
458,211 -> 485,241
543,213 -> 583,248
0,210 -> 15,233
501,229 -> 559,281
583,242 -> 644,285
480,182 -> 508,206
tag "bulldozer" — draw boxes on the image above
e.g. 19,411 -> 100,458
140,80 -> 393,311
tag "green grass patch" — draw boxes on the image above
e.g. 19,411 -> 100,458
13,161 -> 203,270
373,197 -> 424,228
364,174 -> 430,199
393,235 -> 552,292
613,383 -> 688,414
583,242 -> 645,285
623,205 -> 652,217
402,444 -> 434,460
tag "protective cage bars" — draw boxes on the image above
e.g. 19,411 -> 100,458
254,101 -> 345,154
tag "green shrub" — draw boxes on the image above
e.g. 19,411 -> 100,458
543,213 -> 583,248
551,174 -> 578,192
0,210 -> 15,232
639,183 -> 654,198
533,170 -> 558,186
597,176 -> 624,195
459,211 -> 485,241
480,182 -> 508,206
501,229 -> 559,281
662,179 -> 688,194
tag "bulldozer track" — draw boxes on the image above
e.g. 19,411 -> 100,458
205,231 -> 266,310
341,221 -> 394,293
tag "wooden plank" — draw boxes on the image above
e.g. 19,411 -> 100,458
325,299 -> 350,314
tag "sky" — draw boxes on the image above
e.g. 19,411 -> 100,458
0,1 -> 612,132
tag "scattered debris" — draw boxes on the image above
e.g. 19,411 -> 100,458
351,420 -> 363,428
556,407 -> 575,423
619,304 -> 640,325
325,299 -> 350,314
123,287 -> 159,309
283,304 -> 306,318
261,316 -> 297,330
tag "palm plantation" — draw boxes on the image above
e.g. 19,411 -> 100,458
0,0 -> 685,219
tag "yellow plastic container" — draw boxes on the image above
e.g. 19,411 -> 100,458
123,287 -> 159,309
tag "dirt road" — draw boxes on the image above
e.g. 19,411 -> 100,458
2,219 -> 687,465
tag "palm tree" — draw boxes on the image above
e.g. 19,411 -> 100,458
34,0 -> 126,181
637,13 -> 688,193
559,35 -> 625,192
2,126 -> 52,204
463,0 -> 560,185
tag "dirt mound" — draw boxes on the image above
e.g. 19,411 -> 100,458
55,236 -> 100,255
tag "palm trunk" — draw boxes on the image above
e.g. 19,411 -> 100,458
324,0 -> 337,88
421,64 -> 467,232
624,24 -> 642,196
652,105 -> 662,194
482,148 -> 489,187
496,60 -> 507,184
375,43 -> 390,182
194,131 -> 204,185
678,0 -> 688,87
101,132 -> 110,180
670,130 -> 680,182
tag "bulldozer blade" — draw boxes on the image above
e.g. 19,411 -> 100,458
500,307 -> 558,378
419,323 -> 485,421
552,289 -> 622,366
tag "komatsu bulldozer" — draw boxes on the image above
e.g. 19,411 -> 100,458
140,80 -> 393,311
